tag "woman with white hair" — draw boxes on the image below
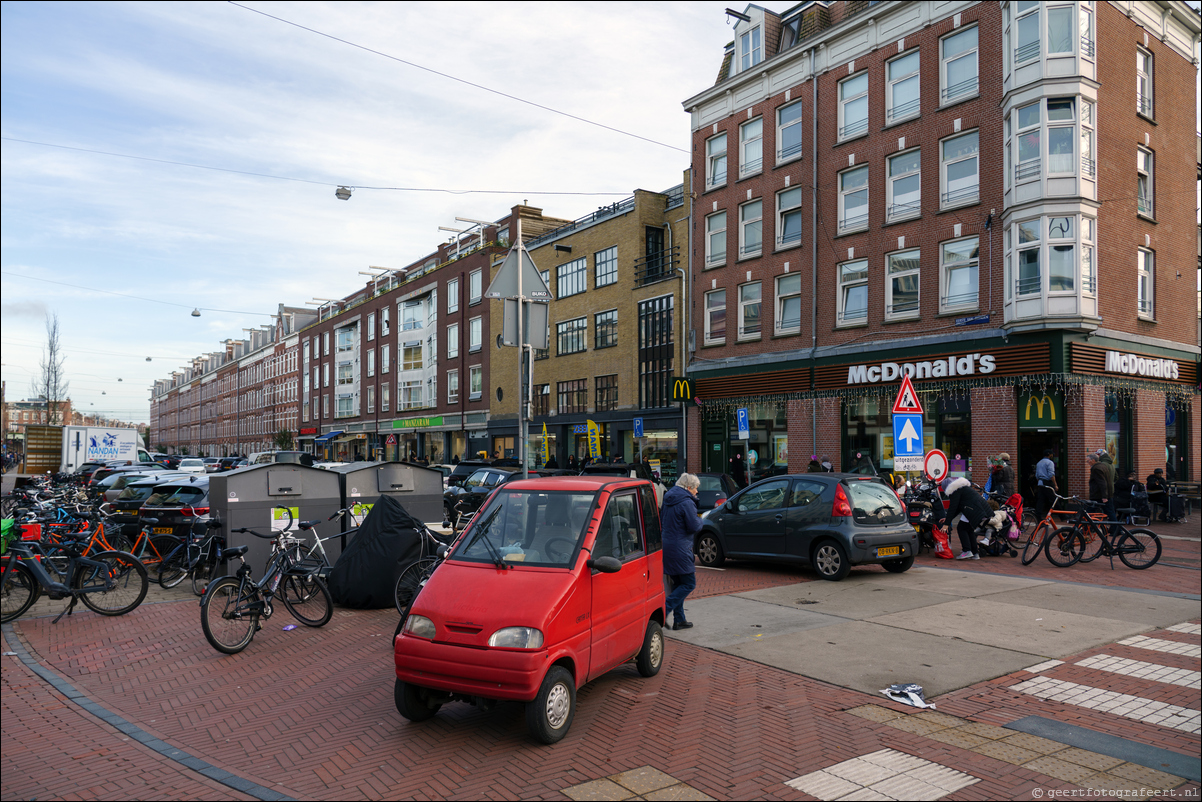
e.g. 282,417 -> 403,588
661,472 -> 703,630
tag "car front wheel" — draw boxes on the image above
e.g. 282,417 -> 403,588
812,540 -> 851,581
526,666 -> 575,744
695,532 -> 725,567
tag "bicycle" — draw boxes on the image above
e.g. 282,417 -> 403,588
199,523 -> 333,655
272,505 -> 347,585
1051,510 -> 1162,570
157,519 -> 226,595
393,524 -> 450,618
1020,494 -> 1105,566
121,517 -> 181,571
1,530 -> 148,624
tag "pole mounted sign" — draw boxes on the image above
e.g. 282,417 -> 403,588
923,449 -> 949,482
891,375 -> 924,471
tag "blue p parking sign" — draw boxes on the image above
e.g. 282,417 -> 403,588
737,408 -> 750,440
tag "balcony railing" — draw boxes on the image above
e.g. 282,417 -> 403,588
1015,159 -> 1042,182
941,76 -> 978,104
633,245 -> 680,287
1080,35 -> 1095,58
838,212 -> 869,233
1137,92 -> 1153,117
887,200 -> 921,220
839,118 -> 869,140
1014,40 -> 1041,63
887,97 -> 920,123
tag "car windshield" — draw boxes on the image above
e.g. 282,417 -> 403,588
452,490 -> 595,568
143,486 -> 206,507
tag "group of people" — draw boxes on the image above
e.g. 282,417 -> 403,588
1035,448 -> 1174,525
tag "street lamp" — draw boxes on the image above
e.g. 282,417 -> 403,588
335,187 -> 353,201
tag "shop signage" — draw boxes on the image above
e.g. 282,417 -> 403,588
848,353 -> 996,385
391,416 -> 444,429
672,377 -> 694,402
298,427 -> 318,436
1018,392 -> 1063,430
1105,351 -> 1180,381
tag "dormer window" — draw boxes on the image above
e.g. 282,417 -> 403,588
739,26 -> 762,72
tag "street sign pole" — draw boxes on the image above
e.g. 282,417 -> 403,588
516,217 -> 527,479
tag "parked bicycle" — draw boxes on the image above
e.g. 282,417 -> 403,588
1021,494 -> 1105,567
158,519 -> 226,596
1050,507 -> 1162,570
1,529 -> 148,624
199,522 -> 333,655
393,524 -> 451,619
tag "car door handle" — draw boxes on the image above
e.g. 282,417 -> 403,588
774,514 -> 784,521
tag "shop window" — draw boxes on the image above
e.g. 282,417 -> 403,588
726,403 -> 788,485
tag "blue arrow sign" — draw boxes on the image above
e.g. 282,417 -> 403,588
893,414 -> 924,458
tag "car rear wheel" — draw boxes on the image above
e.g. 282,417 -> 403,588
635,620 -> 664,677
881,554 -> 914,573
812,540 -> 851,581
526,666 -> 575,744
695,532 -> 725,567
394,679 -> 441,722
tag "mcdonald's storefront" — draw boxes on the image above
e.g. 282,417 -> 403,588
689,333 -> 1197,496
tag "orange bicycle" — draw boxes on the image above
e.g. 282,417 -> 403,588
1020,494 -> 1105,566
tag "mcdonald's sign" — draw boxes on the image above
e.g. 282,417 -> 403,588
1018,392 -> 1063,430
671,377 -> 695,403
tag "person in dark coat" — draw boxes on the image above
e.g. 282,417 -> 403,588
567,455 -> 579,472
661,473 -> 703,630
544,455 -> 559,469
942,477 -> 1001,560
730,454 -> 746,488
806,456 -> 822,473
1146,468 -> 1168,522
992,453 -> 1014,498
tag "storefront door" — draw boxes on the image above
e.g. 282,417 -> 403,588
1018,431 -> 1066,506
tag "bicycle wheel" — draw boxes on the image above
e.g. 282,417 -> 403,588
191,553 -> 217,597
1021,523 -> 1050,565
280,574 -> 332,627
1045,527 -> 1086,567
1117,528 -> 1161,570
394,558 -> 439,617
142,535 -> 179,569
1,561 -> 39,623
1076,522 -> 1106,564
201,576 -> 258,654
158,543 -> 192,588
1021,508 -> 1038,535
75,551 -> 149,616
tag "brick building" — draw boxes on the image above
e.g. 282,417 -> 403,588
488,180 -> 692,479
681,0 -> 1199,495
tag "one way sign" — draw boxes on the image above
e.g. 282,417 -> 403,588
892,374 -> 924,471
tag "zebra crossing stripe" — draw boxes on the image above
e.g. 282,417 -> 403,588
1075,655 -> 1200,689
1011,677 -> 1200,734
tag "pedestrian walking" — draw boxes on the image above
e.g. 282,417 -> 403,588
992,453 -> 1014,498
1034,449 -> 1058,524
730,453 -> 746,488
661,472 -> 703,630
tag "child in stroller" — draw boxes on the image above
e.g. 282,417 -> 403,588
975,493 -> 1023,557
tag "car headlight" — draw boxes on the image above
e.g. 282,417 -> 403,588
403,615 -> 436,640
488,627 -> 544,649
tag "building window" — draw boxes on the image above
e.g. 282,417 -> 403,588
366,348 -> 374,377
1014,1 -> 1040,64
1081,217 -> 1096,295
336,395 -> 355,418
557,317 -> 587,355
447,369 -> 459,404
739,199 -> 762,258
838,166 -> 869,233
469,269 -> 482,304
322,332 -> 330,356
595,246 -> 617,287
469,367 -> 482,401
557,257 -> 587,298
366,386 -> 374,414
380,382 -> 389,412
1048,3 -> 1074,54
775,274 -> 802,335
303,341 -> 310,363
446,278 -> 459,314
886,249 -> 920,320
887,149 -> 921,221
469,317 -> 482,353
558,379 -> 587,415
941,131 -> 979,207
1137,148 -> 1154,218
738,282 -> 761,340
886,50 -> 920,124
446,323 -> 459,359
400,380 -> 422,411
739,25 -> 761,72
941,25 -> 978,103
705,211 -> 726,267
402,343 -> 423,371
401,299 -> 422,331
776,187 -> 802,248
595,374 -> 618,412
942,236 -> 980,311
1136,48 -> 1153,118
533,384 -> 550,417
338,362 -> 354,385
379,344 -> 389,375
1047,216 -> 1076,293
839,72 -> 869,140
594,310 -> 617,349
739,117 -> 762,178
1137,249 -> 1154,319
837,260 -> 869,325
637,296 -> 673,409
367,313 -> 375,341
381,307 -> 390,336
1047,98 -> 1075,174
1014,102 -> 1041,183
777,101 -> 803,163
1081,100 -> 1095,179
704,289 -> 726,345
706,133 -> 727,189
323,363 -> 330,387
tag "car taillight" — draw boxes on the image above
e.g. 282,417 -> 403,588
832,484 -> 853,517
182,506 -> 210,518
714,497 -> 726,507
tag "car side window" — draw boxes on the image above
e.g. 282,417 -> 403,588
790,479 -> 825,507
594,492 -> 643,561
638,485 -> 662,553
741,479 -> 790,511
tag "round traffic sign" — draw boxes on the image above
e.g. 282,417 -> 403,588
924,449 -> 949,482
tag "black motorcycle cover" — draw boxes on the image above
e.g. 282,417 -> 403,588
327,494 -> 425,609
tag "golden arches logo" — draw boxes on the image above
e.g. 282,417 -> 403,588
672,378 -> 693,402
1025,395 -> 1056,421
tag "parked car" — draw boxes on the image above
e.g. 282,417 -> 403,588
693,473 -> 917,581
202,457 -> 222,473
428,464 -> 455,489
579,462 -> 666,505
154,455 -> 182,470
443,466 -> 517,526
694,472 -> 740,512
394,475 -> 665,744
139,476 -> 211,539
446,459 -> 493,490
177,458 -> 207,475
97,468 -> 179,503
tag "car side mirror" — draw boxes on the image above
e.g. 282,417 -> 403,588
587,555 -> 621,573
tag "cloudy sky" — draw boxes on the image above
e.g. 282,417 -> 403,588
2,0 -> 742,424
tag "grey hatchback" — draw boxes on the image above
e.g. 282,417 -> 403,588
694,473 -> 916,580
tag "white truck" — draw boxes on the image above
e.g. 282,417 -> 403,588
60,426 -> 151,473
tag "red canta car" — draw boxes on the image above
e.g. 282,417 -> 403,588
393,475 -> 666,744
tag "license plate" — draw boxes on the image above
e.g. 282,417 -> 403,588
153,527 -> 173,534
877,546 -> 901,557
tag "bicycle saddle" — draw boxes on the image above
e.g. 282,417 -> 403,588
224,545 -> 250,558
298,520 -> 320,530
